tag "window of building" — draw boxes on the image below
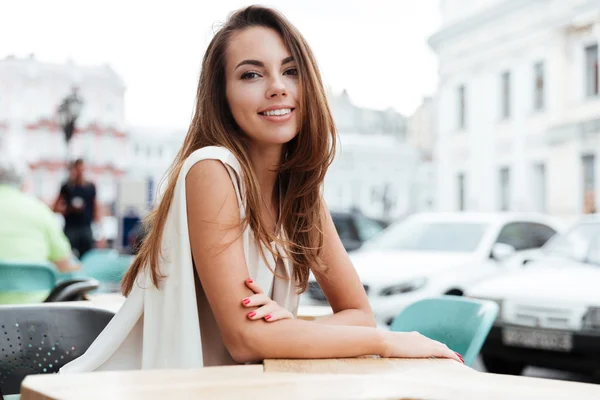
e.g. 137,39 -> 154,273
501,71 -> 511,119
533,62 -> 545,111
585,44 -> 599,98
457,172 -> 466,211
457,85 -> 466,130
532,163 -> 546,212
585,44 -> 598,97
499,167 -> 510,211
582,154 -> 596,213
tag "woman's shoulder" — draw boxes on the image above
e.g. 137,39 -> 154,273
181,146 -> 245,206
183,146 -> 246,220
183,146 -> 242,176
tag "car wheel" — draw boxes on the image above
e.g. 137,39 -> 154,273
481,355 -> 525,375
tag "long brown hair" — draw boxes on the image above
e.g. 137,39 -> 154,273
121,5 -> 336,296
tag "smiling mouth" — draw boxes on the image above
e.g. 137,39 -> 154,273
258,108 -> 294,117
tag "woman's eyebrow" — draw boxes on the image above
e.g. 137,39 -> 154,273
235,56 -> 295,70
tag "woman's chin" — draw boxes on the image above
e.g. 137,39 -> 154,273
253,130 -> 299,145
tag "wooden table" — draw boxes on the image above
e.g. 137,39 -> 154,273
264,357 -> 600,399
21,357 -> 600,400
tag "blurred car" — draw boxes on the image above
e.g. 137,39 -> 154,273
306,212 -> 564,327
331,210 -> 389,252
466,215 -> 600,376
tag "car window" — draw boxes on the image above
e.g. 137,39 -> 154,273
332,215 -> 358,241
543,222 -> 600,265
363,218 -> 488,253
527,223 -> 557,248
587,237 -> 600,265
496,222 -> 530,251
354,214 -> 385,242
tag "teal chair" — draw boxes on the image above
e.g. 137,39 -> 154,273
0,261 -> 57,304
0,260 -> 100,305
79,249 -> 134,292
389,296 -> 499,366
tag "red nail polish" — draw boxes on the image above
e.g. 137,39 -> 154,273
248,312 -> 256,318
246,279 -> 253,284
242,298 -> 250,305
265,314 -> 272,320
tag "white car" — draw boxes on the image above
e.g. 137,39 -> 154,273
466,215 -> 600,376
305,212 -> 565,327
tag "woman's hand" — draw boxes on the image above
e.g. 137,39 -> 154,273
381,330 -> 464,363
241,279 -> 294,322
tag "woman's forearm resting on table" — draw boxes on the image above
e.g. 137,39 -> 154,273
227,318 -> 385,364
314,308 -> 377,327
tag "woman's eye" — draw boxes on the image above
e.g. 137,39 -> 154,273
241,72 -> 260,80
284,68 -> 298,76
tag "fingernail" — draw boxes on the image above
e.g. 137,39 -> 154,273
455,352 -> 464,363
264,314 -> 272,320
248,312 -> 256,318
242,298 -> 250,305
246,279 -> 253,284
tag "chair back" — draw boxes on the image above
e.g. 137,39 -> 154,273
389,296 -> 499,366
80,249 -> 133,292
0,261 -> 57,304
0,304 -> 114,395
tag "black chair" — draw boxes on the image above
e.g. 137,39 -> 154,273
0,304 -> 114,396
44,279 -> 100,302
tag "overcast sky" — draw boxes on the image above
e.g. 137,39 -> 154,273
2,0 -> 441,130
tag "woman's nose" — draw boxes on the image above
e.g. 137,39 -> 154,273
266,77 -> 287,98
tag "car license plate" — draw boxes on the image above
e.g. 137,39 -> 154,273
502,327 -> 573,352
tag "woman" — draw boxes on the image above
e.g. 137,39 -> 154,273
62,5 -> 461,372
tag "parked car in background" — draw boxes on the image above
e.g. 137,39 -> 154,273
466,215 -> 600,376
331,210 -> 389,252
306,212 -> 565,327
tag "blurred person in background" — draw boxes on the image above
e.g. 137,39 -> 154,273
0,156 -> 79,272
53,158 -> 105,258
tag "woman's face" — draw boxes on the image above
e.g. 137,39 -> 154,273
225,27 -> 300,146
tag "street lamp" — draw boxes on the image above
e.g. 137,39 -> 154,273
57,87 -> 84,151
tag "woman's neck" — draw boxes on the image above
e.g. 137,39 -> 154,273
248,143 -> 282,210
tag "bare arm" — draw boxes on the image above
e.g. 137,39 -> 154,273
93,184 -> 101,223
52,194 -> 64,214
53,256 -> 80,273
186,161 -> 461,364
311,201 -> 376,327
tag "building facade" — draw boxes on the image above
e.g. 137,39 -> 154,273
324,90 -> 419,221
0,55 -> 127,212
407,96 -> 436,212
120,127 -> 185,216
430,0 -> 600,221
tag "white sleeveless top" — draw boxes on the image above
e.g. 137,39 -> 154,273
61,146 -> 299,372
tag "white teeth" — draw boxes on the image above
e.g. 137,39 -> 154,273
263,108 -> 292,116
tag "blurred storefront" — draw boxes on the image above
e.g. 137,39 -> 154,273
0,55 -> 127,215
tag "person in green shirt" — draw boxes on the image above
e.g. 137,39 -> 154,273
0,157 -> 79,273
